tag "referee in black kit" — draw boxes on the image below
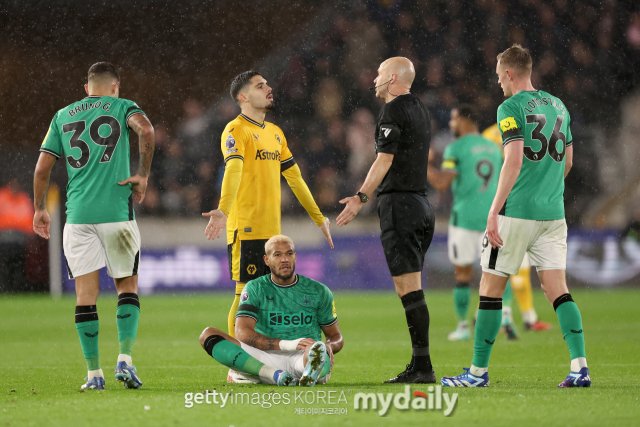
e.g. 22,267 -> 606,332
337,57 -> 435,384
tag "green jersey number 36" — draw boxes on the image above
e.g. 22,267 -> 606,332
525,114 -> 566,162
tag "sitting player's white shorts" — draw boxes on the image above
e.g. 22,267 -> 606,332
480,216 -> 567,277
448,225 -> 485,266
63,220 -> 141,279
231,343 -> 331,384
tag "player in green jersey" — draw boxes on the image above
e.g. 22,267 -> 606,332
427,105 -> 521,341
199,235 -> 344,386
33,62 -> 155,390
442,45 -> 589,388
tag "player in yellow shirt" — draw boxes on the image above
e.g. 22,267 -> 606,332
203,70 -> 334,341
482,124 -> 552,331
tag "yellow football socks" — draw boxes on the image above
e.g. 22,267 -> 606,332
227,282 -> 246,338
511,266 -> 534,313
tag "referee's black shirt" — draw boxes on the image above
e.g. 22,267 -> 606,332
374,93 -> 431,195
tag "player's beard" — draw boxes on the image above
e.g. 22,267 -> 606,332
271,263 -> 295,282
265,99 -> 275,110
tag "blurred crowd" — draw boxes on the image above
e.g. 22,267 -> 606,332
134,1 -> 640,218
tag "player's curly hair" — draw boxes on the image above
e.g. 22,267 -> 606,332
497,44 -> 532,77
88,62 -> 120,83
265,235 -> 295,255
230,70 -> 262,103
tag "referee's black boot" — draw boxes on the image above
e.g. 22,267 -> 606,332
383,364 -> 437,384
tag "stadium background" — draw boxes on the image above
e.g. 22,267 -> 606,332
2,0 -> 640,293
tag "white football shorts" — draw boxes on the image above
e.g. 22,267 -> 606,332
448,225 -> 485,266
233,343 -> 331,384
480,216 -> 567,277
63,220 -> 141,279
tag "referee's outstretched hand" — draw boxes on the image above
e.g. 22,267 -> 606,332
336,196 -> 363,227
202,209 -> 227,240
320,217 -> 334,249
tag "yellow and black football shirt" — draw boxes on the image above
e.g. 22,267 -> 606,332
221,114 -> 295,244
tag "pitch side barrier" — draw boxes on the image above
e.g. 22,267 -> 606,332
58,228 -> 640,294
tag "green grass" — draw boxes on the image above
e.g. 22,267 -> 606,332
1,289 -> 639,426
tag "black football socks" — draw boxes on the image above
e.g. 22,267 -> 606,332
401,290 -> 433,372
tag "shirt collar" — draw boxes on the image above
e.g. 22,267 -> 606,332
269,274 -> 299,288
240,114 -> 265,129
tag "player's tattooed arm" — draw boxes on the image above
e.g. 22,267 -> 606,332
119,114 -> 155,203
236,317 -> 280,350
128,113 -> 155,178
247,333 -> 278,351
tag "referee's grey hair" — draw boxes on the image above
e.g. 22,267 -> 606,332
265,235 -> 295,256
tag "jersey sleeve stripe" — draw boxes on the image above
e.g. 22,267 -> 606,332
238,303 -> 259,314
566,141 -> 573,146
225,155 -> 244,164
280,157 -> 296,172
502,128 -> 523,142
319,317 -> 338,327
503,137 -> 524,147
39,148 -> 61,158
235,313 -> 258,321
125,110 -> 146,124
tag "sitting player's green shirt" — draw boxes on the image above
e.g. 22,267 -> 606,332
497,90 -> 572,221
40,96 -> 145,224
236,274 -> 337,342
442,134 -> 503,231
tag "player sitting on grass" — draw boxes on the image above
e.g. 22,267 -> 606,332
199,235 -> 343,386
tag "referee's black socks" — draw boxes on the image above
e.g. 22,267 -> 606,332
401,289 -> 433,372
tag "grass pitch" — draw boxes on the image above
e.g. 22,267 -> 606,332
1,289 -> 639,426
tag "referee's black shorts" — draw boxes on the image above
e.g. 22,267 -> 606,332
377,192 -> 435,277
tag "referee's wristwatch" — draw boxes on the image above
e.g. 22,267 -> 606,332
356,192 -> 369,203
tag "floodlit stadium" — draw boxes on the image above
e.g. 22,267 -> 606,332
2,1 -> 640,425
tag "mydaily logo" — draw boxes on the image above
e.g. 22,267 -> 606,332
354,385 -> 458,417
269,311 -> 313,327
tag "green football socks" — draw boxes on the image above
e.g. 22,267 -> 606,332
471,296 -> 502,370
554,294 -> 586,360
453,282 -> 470,322
116,293 -> 140,358
75,305 -> 101,371
502,280 -> 513,308
203,335 -> 264,376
